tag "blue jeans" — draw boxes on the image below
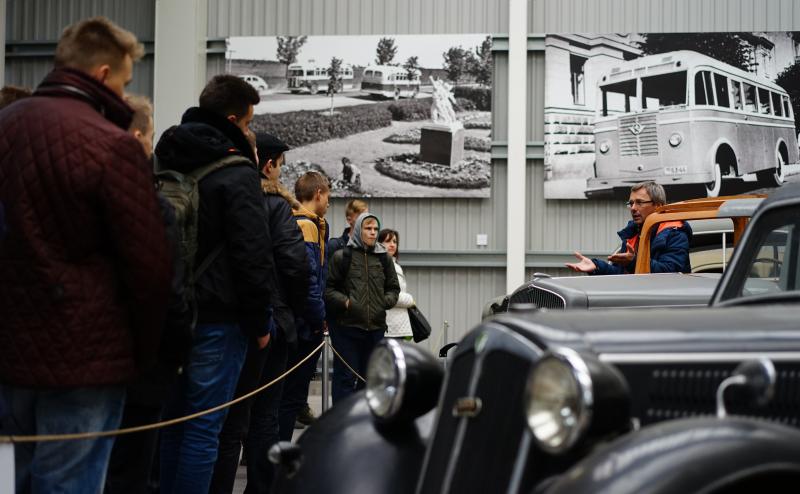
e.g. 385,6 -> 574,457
330,326 -> 385,404
159,323 -> 248,494
0,384 -> 126,493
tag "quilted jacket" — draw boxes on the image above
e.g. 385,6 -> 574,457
590,219 -> 693,275
0,68 -> 172,388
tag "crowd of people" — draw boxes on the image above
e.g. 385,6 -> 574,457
0,16 -> 418,494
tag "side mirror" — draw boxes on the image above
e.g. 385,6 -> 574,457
716,358 -> 776,418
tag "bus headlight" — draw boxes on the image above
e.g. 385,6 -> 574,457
599,141 -> 611,154
366,339 -> 443,423
668,133 -> 683,147
525,348 -> 631,454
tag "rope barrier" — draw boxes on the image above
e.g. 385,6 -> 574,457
326,340 -> 366,383
0,340 -> 326,444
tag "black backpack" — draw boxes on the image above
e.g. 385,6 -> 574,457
155,154 -> 251,328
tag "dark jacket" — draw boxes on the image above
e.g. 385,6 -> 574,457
0,68 -> 171,388
155,107 -> 272,338
325,213 -> 400,332
262,180 -> 309,344
327,227 -> 351,263
591,219 -> 693,275
293,206 -> 329,340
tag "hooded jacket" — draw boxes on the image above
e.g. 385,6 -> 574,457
155,107 -> 272,338
591,219 -> 693,275
292,205 -> 329,340
325,213 -> 400,332
261,179 -> 309,344
0,68 -> 171,387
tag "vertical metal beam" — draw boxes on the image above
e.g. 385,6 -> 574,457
506,0 -> 527,293
153,0 -> 208,139
0,0 -> 6,86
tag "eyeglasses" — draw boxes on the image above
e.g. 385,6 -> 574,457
625,200 -> 654,208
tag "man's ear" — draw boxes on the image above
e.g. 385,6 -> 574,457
132,129 -> 143,140
88,64 -> 112,84
226,115 -> 238,124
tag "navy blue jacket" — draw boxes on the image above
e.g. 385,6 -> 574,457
293,207 -> 329,340
591,219 -> 692,275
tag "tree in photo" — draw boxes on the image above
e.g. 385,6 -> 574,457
375,37 -> 398,65
469,35 -> 493,87
403,56 -> 421,96
776,60 -> 800,133
638,33 -> 749,71
443,46 -> 473,84
276,35 -> 308,66
327,57 -> 343,116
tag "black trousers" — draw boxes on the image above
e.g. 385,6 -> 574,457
277,334 -> 323,443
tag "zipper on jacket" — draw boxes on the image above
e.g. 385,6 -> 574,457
365,250 -> 370,328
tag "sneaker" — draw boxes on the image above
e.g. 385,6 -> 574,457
297,403 -> 316,426
294,420 -> 306,430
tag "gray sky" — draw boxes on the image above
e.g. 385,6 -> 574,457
227,34 -> 489,69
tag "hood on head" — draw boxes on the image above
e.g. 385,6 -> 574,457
154,122 -> 242,173
348,212 -> 386,253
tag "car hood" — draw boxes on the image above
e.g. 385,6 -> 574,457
526,273 -> 721,309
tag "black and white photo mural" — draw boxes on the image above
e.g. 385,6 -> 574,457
544,32 -> 800,200
225,34 -> 493,198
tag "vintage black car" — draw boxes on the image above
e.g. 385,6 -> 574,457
271,184 -> 800,494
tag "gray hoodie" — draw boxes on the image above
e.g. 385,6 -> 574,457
347,212 -> 387,254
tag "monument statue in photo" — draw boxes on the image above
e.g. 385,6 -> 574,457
421,76 -> 465,167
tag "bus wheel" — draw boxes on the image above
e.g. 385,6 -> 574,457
310,83 -> 319,94
393,88 -> 401,101
757,152 -> 785,188
705,162 -> 722,197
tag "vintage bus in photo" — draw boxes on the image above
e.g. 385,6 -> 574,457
361,65 -> 421,99
587,50 -> 798,198
286,62 -> 355,94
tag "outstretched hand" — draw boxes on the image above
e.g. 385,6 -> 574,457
608,244 -> 635,265
565,252 -> 596,273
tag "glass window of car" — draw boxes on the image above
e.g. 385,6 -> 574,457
730,80 -> 743,110
732,210 -> 799,300
757,87 -> 772,114
743,82 -> 757,112
694,71 -> 714,105
714,73 -> 730,108
772,91 -> 784,117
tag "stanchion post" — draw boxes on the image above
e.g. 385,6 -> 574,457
322,330 -> 331,413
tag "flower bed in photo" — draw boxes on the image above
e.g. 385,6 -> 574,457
374,153 -> 490,189
383,128 -> 491,152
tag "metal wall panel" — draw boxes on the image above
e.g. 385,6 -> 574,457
207,0 -> 508,38
4,0 -> 155,95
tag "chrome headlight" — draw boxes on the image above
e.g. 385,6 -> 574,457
366,339 -> 443,423
668,132 -> 683,147
525,348 -> 593,453
525,347 -> 631,454
599,141 -> 611,154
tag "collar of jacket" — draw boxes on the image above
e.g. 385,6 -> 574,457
261,178 -> 299,209
181,106 -> 257,164
34,67 -> 134,130
617,220 -> 641,241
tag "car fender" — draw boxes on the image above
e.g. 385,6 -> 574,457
273,392 -> 434,494
544,417 -> 800,494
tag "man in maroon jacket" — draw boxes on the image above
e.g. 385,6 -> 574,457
0,17 -> 171,493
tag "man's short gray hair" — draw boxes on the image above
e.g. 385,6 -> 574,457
631,181 -> 666,206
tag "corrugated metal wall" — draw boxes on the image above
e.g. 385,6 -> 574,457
3,0 -> 155,97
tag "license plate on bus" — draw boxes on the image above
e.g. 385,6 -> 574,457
664,166 -> 688,175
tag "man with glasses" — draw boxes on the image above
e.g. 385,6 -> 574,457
567,181 -> 692,275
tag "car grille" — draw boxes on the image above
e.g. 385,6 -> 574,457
619,362 -> 800,427
619,113 -> 659,157
508,286 -> 565,310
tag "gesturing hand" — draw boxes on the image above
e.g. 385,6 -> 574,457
607,244 -> 635,265
565,252 -> 596,273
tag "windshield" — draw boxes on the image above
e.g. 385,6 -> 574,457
601,71 -> 687,116
288,69 -> 304,77
720,206 -> 800,303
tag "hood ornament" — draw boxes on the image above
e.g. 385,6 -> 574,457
629,122 -> 645,135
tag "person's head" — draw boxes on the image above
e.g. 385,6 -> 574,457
361,217 -> 379,248
379,228 -> 400,259
54,17 -> 143,97
295,171 -> 330,218
0,85 -> 32,110
628,181 -> 666,226
256,133 -> 290,181
125,94 -> 154,158
345,199 -> 369,229
199,75 -> 260,137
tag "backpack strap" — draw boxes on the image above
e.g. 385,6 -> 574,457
335,246 -> 354,294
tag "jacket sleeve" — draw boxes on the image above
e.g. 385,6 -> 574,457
270,200 -> 309,314
650,228 -> 691,273
590,258 -> 628,275
222,165 -> 272,338
394,264 -> 415,308
100,134 -> 171,368
325,250 -> 350,314
302,241 -> 326,331
382,256 -> 401,310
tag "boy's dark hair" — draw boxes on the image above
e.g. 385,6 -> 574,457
256,132 -> 290,166
378,228 -> 400,260
294,171 -> 330,202
199,74 -> 260,120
